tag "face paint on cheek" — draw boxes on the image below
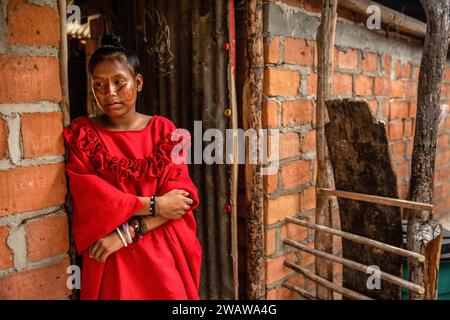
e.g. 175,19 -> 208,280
117,82 -> 136,103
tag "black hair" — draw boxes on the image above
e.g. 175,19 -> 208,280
88,33 -> 140,77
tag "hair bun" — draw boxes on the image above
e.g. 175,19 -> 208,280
100,33 -> 123,48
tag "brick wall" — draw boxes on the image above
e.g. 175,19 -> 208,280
0,0 -> 70,299
262,0 -> 450,299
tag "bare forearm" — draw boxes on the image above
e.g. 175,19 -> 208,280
141,215 -> 169,231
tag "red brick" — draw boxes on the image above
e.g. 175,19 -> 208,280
21,112 -> 64,158
441,83 -> 450,97
264,36 -> 280,64
367,100 -> 378,117
303,0 -> 321,13
395,61 -> 412,79
7,0 -> 60,47
0,164 -> 66,217
299,244 -> 315,266
384,54 -> 392,74
264,173 -> 279,194
25,213 -> 69,262
391,141 -> 406,162
0,117 -> 7,159
264,68 -> 301,96
307,72 -> 317,96
265,251 -> 297,284
404,119 -> 414,137
282,160 -> 311,189
406,140 -> 414,154
280,132 -> 300,159
336,48 -> 359,70
354,75 -> 373,96
333,73 -> 353,95
362,52 -> 378,72
388,122 -> 404,141
374,76 -> 391,96
396,161 -> 410,181
0,56 -> 62,103
281,221 -> 308,243
437,135 -> 449,150
403,81 -> 417,99
390,80 -> 404,98
443,67 -> 450,82
412,65 -> 420,80
302,130 -> 315,152
284,38 -> 313,66
0,226 -> 13,270
0,257 -> 71,299
264,194 -> 299,225
282,99 -> 314,126
262,101 -> 279,128
389,101 -> 409,120
409,102 -> 417,117
300,186 -> 316,212
265,228 -> 277,256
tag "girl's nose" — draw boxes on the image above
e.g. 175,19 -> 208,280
104,81 -> 117,95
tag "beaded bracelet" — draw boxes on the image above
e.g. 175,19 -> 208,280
148,195 -> 157,217
131,219 -> 143,242
138,216 -> 149,234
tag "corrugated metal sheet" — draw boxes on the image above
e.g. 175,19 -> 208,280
109,0 -> 235,299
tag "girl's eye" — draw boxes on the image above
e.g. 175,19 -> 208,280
94,82 -> 104,87
116,79 -> 126,85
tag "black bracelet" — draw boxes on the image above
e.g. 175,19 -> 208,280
148,195 -> 157,217
132,219 -> 143,242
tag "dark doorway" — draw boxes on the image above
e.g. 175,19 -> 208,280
68,0 -> 239,299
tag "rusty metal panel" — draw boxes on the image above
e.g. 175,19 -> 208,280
109,0 -> 235,299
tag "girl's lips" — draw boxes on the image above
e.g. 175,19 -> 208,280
105,102 -> 122,108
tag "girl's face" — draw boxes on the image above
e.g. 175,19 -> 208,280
91,58 -> 143,118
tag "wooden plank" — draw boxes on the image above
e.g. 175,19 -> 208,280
284,239 -> 425,295
324,98 -> 404,299
318,188 -> 434,212
339,0 -> 426,38
285,261 -> 374,300
315,0 -> 339,300
286,217 -> 425,262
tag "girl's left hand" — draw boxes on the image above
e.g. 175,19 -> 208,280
89,225 -> 134,263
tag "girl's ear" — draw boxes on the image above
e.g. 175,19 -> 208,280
135,74 -> 144,92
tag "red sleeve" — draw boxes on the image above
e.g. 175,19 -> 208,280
64,127 -> 143,255
157,119 -> 199,211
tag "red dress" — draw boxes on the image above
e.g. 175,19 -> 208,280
63,115 -> 202,300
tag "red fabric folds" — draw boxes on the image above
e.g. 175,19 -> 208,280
63,115 -> 201,300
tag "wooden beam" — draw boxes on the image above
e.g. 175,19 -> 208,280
244,0 -> 265,300
339,0 -> 427,38
284,239 -> 425,294
315,0 -> 338,300
286,217 -> 425,262
285,261 -> 373,300
318,188 -> 434,212
58,0 -> 70,128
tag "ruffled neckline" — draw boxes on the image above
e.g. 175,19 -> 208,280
64,116 -> 190,182
88,115 -> 157,133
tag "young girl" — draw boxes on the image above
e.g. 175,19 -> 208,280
63,34 -> 202,300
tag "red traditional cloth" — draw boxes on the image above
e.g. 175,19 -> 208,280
63,115 -> 202,300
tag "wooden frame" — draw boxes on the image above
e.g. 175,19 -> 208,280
283,188 -> 434,299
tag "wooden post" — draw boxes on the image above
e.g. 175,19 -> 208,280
406,0 -> 449,300
58,0 -> 70,127
244,0 -> 265,300
315,0 -> 338,300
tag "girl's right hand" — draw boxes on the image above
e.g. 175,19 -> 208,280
156,189 -> 193,220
